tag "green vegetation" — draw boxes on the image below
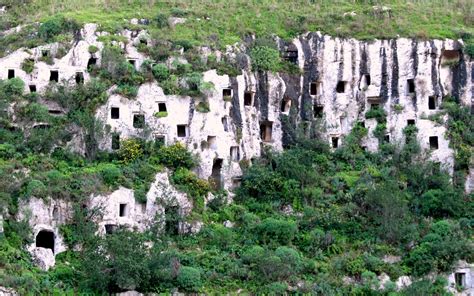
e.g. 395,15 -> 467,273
2,0 -> 473,47
1,80 -> 472,293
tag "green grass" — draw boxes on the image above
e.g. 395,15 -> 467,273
2,0 -> 473,48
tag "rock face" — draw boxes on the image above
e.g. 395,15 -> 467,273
446,261 -> 474,295
30,247 -> 55,271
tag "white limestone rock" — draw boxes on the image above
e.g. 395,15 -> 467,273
31,247 -> 55,271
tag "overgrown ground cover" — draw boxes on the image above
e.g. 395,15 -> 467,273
1,0 -> 474,46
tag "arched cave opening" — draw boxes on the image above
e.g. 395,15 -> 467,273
35,230 -> 55,253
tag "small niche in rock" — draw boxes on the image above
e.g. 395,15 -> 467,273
7,69 -> 14,79
105,224 -> 117,235
48,109 -> 62,115
158,102 -> 167,112
260,121 -> 273,142
230,146 -> 240,161
207,136 -> 217,149
310,81 -> 321,96
429,136 -> 439,150
313,104 -> 324,118
455,272 -> 466,287
407,119 -> 415,126
428,96 -> 436,110
232,176 -> 243,188
336,81 -> 346,93
222,88 -> 232,101
407,79 -> 415,94
155,135 -> 165,147
36,230 -> 54,253
133,114 -> 145,128
49,70 -> 59,82
111,133 -> 120,150
283,44 -> 298,64
211,158 -> 223,190
29,85 -> 37,93
75,72 -> 84,84
119,204 -> 127,217
128,59 -> 137,68
111,107 -> 120,119
331,136 -> 339,148
177,125 -> 188,137
222,116 -> 229,132
244,91 -> 254,106
165,205 -> 180,235
280,97 -> 292,113
87,57 -> 97,71
41,50 -> 49,57
384,134 -> 390,143
52,206 -> 59,220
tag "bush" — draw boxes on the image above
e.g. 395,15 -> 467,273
256,218 -> 297,245
21,58 -> 35,73
177,266 -> 202,292
157,143 -> 196,169
250,46 -> 281,72
365,106 -> 386,123
0,78 -> 25,101
154,13 -> 169,28
152,63 -> 170,82
25,179 -> 47,198
88,45 -> 99,54
172,167 -> 210,199
119,139 -> 143,163
38,16 -> 79,42
100,164 -> 122,186
196,101 -> 210,113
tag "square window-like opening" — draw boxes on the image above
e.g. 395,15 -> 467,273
364,74 -> 371,86
428,96 -> 436,110
336,81 -> 346,93
331,137 -> 339,148
155,135 -> 165,148
8,69 -> 15,79
111,107 -> 120,119
284,49 -> 298,64
314,104 -> 324,118
230,146 -> 240,162
429,136 -> 438,149
207,136 -> 217,149
75,72 -> 84,84
50,70 -> 59,82
112,134 -> 120,150
42,50 -> 49,57
29,85 -> 37,93
280,98 -> 292,113
244,91 -> 253,106
260,121 -> 273,142
105,224 -> 117,235
158,102 -> 167,112
87,57 -> 97,70
119,203 -> 127,217
177,125 -> 187,137
384,134 -> 390,143
407,119 -> 415,126
371,103 -> 380,109
407,79 -> 415,94
222,116 -> 229,132
455,272 -> 466,287
310,82 -> 319,96
133,114 -> 145,128
128,59 -> 136,67
223,88 -> 232,100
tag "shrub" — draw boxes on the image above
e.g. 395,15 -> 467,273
256,218 -> 297,245
152,63 -> 170,82
157,143 -> 196,169
21,58 -> 35,73
172,167 -> 210,199
250,46 -> 281,72
38,16 -> 79,42
196,101 -> 210,113
119,139 -> 143,163
25,179 -> 47,198
88,45 -> 99,54
177,266 -> 202,292
100,164 -> 122,186
365,106 -> 386,123
154,13 -> 169,28
0,78 -> 25,101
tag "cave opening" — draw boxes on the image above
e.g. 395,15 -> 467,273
35,230 -> 54,253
